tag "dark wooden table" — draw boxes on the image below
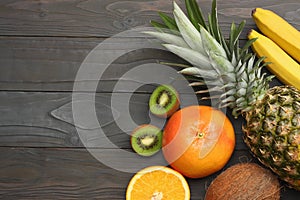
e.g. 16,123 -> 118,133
0,0 -> 299,199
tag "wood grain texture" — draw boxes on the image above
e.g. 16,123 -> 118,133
0,0 -> 299,37
1,0 -> 300,199
0,37 -> 283,92
0,91 -> 248,150
0,147 -> 131,199
2,147 -> 298,200
0,36 -> 187,92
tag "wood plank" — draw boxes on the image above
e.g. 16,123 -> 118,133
0,147 -> 298,200
0,37 -> 95,91
0,147 -> 131,200
0,0 -> 299,37
0,91 -> 250,149
0,36 -> 283,92
0,36 -> 189,92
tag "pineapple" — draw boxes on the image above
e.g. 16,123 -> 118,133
243,86 -> 300,189
146,0 -> 300,190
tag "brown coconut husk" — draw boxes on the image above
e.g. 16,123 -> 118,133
205,163 -> 280,200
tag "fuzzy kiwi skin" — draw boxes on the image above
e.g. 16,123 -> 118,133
130,124 -> 163,157
205,163 -> 280,200
149,84 -> 180,118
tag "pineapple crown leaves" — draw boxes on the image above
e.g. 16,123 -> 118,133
146,0 -> 273,118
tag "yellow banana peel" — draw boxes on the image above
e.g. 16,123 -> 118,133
248,29 -> 300,90
252,8 -> 300,63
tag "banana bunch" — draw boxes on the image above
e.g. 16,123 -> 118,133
248,8 -> 300,90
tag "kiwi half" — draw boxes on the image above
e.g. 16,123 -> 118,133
149,84 -> 180,118
130,124 -> 163,156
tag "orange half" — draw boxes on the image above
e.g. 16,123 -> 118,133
126,166 -> 190,200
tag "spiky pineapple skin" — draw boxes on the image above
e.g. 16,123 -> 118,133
243,85 -> 300,190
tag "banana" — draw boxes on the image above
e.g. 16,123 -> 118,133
248,29 -> 300,90
252,8 -> 300,63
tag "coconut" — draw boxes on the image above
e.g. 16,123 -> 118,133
205,163 -> 280,200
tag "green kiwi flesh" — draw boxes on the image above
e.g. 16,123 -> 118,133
149,84 -> 180,118
130,124 -> 162,156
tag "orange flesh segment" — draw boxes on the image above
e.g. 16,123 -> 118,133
126,166 -> 190,200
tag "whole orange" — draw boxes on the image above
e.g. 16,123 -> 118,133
162,105 -> 235,178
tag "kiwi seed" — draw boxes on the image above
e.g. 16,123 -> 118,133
130,124 -> 162,156
149,84 -> 180,118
